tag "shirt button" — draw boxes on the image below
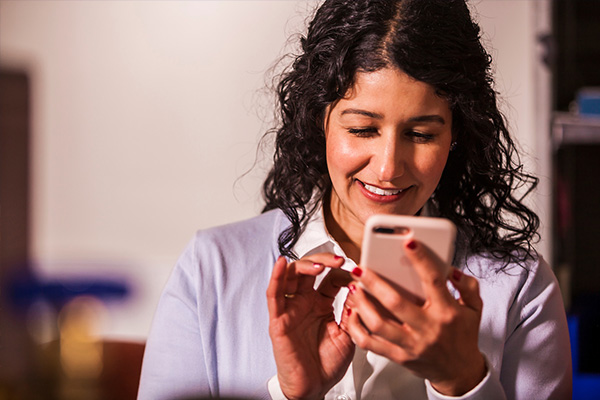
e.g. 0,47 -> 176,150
335,396 -> 350,400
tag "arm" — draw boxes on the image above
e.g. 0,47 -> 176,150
137,239 -> 212,400
497,257 -> 572,399
425,257 -> 572,400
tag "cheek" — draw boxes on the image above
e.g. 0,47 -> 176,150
326,132 -> 367,178
412,147 -> 450,184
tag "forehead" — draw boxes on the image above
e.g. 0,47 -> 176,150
334,68 -> 451,118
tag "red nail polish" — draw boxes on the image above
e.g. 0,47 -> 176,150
352,267 -> 363,277
348,284 -> 356,294
406,240 -> 417,250
452,268 -> 462,282
346,308 -> 352,316
334,255 -> 343,260
313,263 -> 322,269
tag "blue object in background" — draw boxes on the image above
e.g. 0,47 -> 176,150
569,315 -> 600,399
577,88 -> 600,116
7,273 -> 130,309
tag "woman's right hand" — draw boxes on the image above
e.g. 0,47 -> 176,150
266,254 -> 355,400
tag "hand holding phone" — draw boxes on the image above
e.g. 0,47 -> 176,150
360,214 -> 456,303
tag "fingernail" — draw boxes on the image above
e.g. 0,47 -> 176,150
346,308 -> 352,317
314,263 -> 322,269
334,255 -> 345,264
351,267 -> 363,277
348,283 -> 356,294
406,240 -> 417,250
452,268 -> 462,282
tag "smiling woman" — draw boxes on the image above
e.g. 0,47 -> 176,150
138,1 -> 571,399
324,69 -> 453,261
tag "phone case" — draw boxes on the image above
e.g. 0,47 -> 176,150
360,214 -> 456,302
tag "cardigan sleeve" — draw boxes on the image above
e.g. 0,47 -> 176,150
137,238 -> 212,400
424,357 -> 507,400
498,257 -> 572,399
425,257 -> 572,400
138,211 -> 283,399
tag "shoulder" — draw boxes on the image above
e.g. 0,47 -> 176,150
469,254 -> 571,399
464,253 -> 557,297
192,208 -> 288,252
164,209 -> 289,313
177,209 -> 289,283
466,253 -> 563,325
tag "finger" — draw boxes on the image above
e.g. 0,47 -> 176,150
350,267 -> 426,327
266,256 -> 288,317
291,253 -> 346,294
300,253 -> 346,269
347,281 -> 416,341
403,240 -> 454,304
340,305 -> 352,332
316,268 -> 352,299
345,307 -> 410,364
283,260 -> 313,295
286,260 -> 330,294
449,268 -> 483,313
343,294 -> 356,310
291,253 -> 345,279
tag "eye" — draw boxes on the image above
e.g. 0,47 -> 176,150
406,131 -> 435,143
348,127 -> 378,137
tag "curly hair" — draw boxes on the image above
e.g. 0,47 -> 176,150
262,0 -> 539,266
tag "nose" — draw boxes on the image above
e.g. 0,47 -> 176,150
371,133 -> 405,182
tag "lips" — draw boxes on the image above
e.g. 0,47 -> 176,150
357,180 -> 411,203
362,182 -> 404,196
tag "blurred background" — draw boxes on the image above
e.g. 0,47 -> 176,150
1,0 -> 599,399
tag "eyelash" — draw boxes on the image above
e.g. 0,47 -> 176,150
347,127 -> 378,137
347,128 -> 435,142
409,131 -> 435,143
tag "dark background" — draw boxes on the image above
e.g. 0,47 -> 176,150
552,0 -> 600,376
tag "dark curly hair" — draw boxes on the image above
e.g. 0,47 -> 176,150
262,0 -> 539,266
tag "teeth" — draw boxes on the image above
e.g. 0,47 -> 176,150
363,183 -> 403,196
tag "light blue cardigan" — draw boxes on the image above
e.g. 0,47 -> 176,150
138,209 -> 571,399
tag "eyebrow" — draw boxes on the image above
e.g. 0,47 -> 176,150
340,108 -> 384,119
340,108 -> 446,125
409,115 -> 446,125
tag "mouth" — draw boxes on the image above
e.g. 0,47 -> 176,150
357,180 -> 412,202
362,182 -> 404,196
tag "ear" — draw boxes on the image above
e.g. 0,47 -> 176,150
450,117 -> 458,143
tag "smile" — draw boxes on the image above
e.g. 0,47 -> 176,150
362,183 -> 404,196
357,180 -> 411,203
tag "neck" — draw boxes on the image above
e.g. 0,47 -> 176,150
323,196 -> 363,263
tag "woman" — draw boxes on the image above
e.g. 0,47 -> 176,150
138,1 -> 572,399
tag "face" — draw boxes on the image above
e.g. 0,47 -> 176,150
324,67 -> 453,241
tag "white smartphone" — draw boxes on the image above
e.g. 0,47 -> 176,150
360,214 -> 456,304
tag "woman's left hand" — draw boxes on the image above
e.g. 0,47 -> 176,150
344,240 -> 487,396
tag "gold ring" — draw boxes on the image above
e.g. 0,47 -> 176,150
283,293 -> 296,299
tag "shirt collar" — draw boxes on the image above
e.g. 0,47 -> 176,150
292,202 -> 358,285
292,202 -> 337,259
291,199 -> 437,260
